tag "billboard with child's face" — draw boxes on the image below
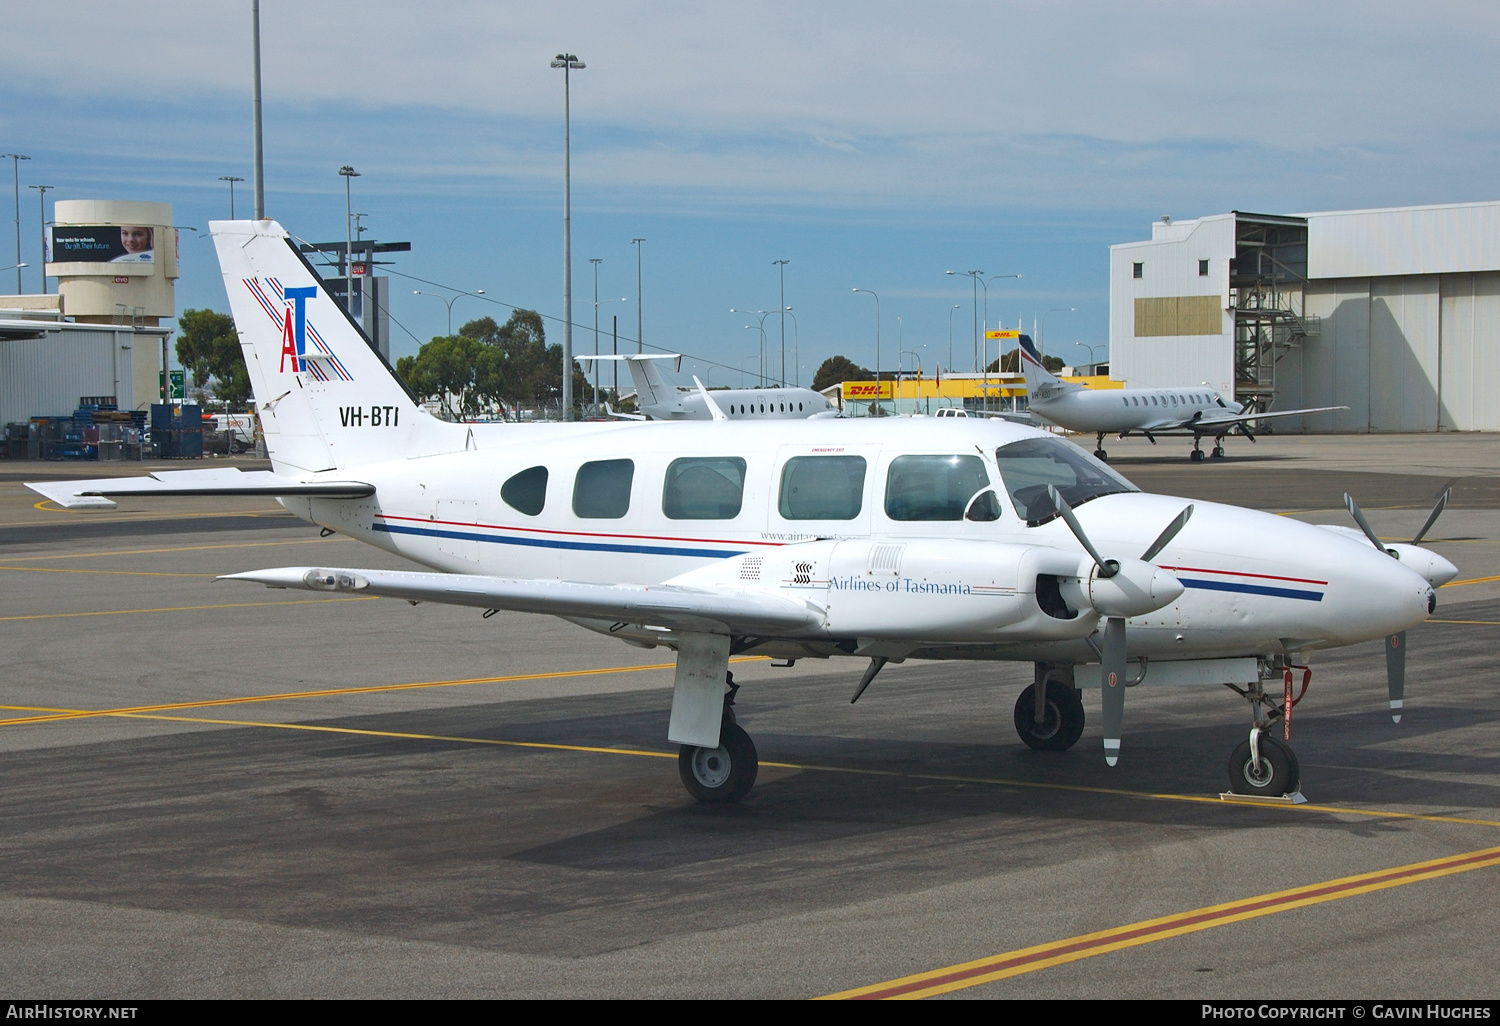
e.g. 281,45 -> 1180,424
48,225 -> 155,265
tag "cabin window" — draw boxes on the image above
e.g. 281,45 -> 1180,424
994,438 -> 1138,526
573,458 -> 634,519
779,455 -> 867,520
662,457 -> 747,520
1122,397 -> 1129,406
500,466 -> 548,517
798,402 -> 803,412
1170,394 -> 1178,406
885,454 -> 991,521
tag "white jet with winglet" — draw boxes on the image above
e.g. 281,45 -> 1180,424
576,353 -> 839,421
28,220 -> 1457,804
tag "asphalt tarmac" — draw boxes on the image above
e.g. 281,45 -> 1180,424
1,436 -> 1497,999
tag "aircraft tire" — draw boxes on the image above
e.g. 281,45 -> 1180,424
678,719 -> 758,803
1094,449 -> 1109,461
1211,445 -> 1226,459
1227,734 -> 1300,796
1014,683 -> 1086,752
1190,449 -> 1206,462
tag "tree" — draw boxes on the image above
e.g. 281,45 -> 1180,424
811,355 -> 874,392
176,308 -> 250,406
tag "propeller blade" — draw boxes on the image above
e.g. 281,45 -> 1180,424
1386,631 -> 1406,723
1411,486 -> 1452,545
1100,616 -> 1126,765
1047,485 -> 1118,579
1344,493 -> 1388,553
1140,504 -> 1194,562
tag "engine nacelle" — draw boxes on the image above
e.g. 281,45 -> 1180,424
1062,557 -> 1184,619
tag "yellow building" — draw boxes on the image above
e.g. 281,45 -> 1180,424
827,372 -> 1121,416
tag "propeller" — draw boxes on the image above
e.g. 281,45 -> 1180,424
1048,486 -> 1192,765
1345,487 -> 1451,723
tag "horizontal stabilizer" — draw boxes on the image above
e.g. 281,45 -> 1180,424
28,468 -> 375,510
221,565 -> 823,635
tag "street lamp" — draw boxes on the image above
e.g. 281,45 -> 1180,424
784,307 -> 799,387
731,308 -> 773,385
413,289 -> 486,335
945,270 -> 982,372
774,259 -> 789,385
852,288 -> 881,416
551,52 -> 586,419
947,303 -> 961,373
27,185 -> 50,294
1074,341 -> 1107,369
337,166 -> 360,312
630,237 -> 644,354
2,153 -> 30,294
218,175 -> 244,219
1040,307 -> 1076,358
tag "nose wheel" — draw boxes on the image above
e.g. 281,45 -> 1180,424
1228,730 -> 1300,796
1093,433 -> 1109,462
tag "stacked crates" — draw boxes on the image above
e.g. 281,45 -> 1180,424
150,404 -> 204,459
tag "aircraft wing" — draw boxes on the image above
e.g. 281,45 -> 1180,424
221,565 -> 824,635
1183,405 -> 1348,431
27,468 -> 375,510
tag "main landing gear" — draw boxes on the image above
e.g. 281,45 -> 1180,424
1190,436 -> 1228,462
1093,432 -> 1109,462
1014,665 -> 1086,752
677,674 -> 759,803
1224,666 -> 1310,797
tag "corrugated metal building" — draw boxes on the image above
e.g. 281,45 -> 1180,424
1109,200 -> 1500,431
0,315 -> 168,426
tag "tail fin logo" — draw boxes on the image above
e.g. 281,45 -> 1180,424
244,277 -> 354,382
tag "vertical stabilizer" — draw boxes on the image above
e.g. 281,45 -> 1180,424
1018,334 -> 1077,400
211,220 -> 461,473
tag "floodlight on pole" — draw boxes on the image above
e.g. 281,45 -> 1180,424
773,259 -> 789,385
413,289 -> 486,336
948,304 -> 962,373
852,288 -> 881,415
28,185 -> 51,294
630,237 -> 645,354
338,166 -> 360,311
2,154 -> 30,294
551,52 -> 586,419
218,176 -> 244,219
730,308 -> 773,385
945,270 -> 982,372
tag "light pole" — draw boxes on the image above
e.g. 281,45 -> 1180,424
784,308 -> 799,387
945,270 -> 982,371
852,288 -> 881,416
2,153 -> 30,294
1040,307 -> 1076,358
730,308 -> 773,385
413,289 -> 485,335
985,273 -> 1021,342
1074,341 -> 1107,370
251,0 -> 265,219
338,166 -> 359,312
630,237 -> 644,354
899,349 -> 922,415
551,53 -> 586,418
739,355 -> 757,387
774,259 -> 789,385
590,258 -> 602,408
947,303 -> 961,373
28,185 -> 50,294
218,175 -> 244,219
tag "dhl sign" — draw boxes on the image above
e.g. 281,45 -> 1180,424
986,329 -> 1021,340
844,382 -> 893,399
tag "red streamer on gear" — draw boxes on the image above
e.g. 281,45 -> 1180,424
1284,668 -> 1294,740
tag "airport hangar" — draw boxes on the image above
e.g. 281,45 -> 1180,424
1110,199 -> 1500,432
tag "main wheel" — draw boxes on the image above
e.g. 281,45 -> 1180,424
1190,449 -> 1206,462
1227,734 -> 1300,796
1211,445 -> 1225,458
678,720 -> 758,803
1094,449 -> 1109,461
1014,683 -> 1086,751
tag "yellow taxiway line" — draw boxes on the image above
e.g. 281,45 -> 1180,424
0,596 -> 377,623
3,536 -> 354,561
820,844 -> 1500,999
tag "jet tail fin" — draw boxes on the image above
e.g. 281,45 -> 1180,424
210,219 -> 463,474
576,354 -> 683,413
1018,334 -> 1079,399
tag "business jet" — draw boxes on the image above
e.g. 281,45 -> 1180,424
29,220 -> 1456,807
1018,335 -> 1347,462
575,353 -> 839,421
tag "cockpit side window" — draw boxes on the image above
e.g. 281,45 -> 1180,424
993,438 -> 1138,526
884,454 -> 990,521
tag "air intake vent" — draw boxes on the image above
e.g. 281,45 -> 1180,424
869,544 -> 904,576
740,556 -> 764,581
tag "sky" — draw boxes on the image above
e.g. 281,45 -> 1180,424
3,1 -> 1499,387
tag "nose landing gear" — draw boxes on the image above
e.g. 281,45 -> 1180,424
1222,666 -> 1310,798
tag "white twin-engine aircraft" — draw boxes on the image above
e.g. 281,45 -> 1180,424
1018,335 -> 1348,462
574,353 -> 839,421
31,220 -> 1457,805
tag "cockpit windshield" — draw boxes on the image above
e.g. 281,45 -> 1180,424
994,437 -> 1139,525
